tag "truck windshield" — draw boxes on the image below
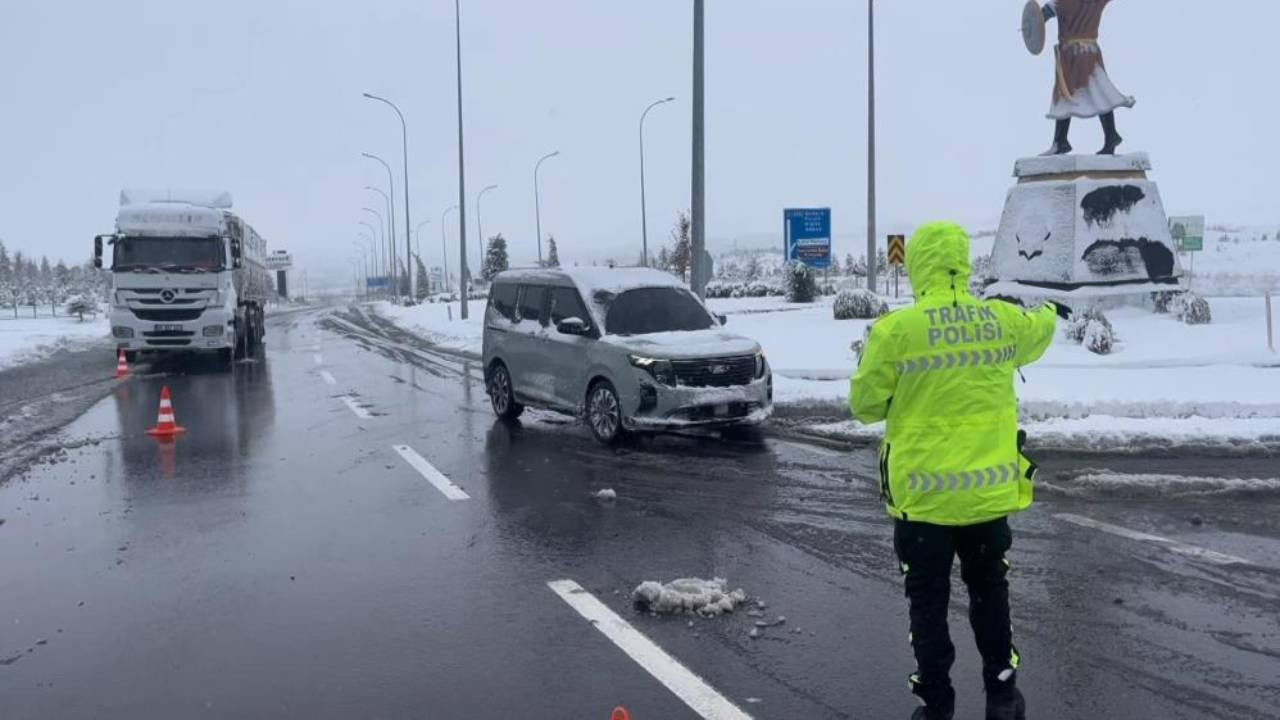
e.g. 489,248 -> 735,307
604,287 -> 716,335
113,236 -> 225,272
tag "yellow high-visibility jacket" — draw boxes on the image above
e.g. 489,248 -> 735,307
850,222 -> 1057,526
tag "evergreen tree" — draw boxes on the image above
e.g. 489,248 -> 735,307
829,254 -> 842,275
668,211 -> 692,281
845,252 -> 857,276
546,236 -> 561,268
743,254 -> 761,280
656,247 -> 670,271
414,255 -> 430,301
40,256 -> 52,285
0,240 -> 10,283
483,234 -> 510,280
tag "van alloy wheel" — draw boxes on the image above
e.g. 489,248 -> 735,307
488,364 -> 523,420
588,383 -> 622,443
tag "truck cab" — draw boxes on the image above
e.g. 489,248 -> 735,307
95,189 -> 269,366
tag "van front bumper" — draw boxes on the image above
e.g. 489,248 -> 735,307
624,374 -> 773,431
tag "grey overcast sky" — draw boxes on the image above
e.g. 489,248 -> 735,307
2,1 -> 1276,286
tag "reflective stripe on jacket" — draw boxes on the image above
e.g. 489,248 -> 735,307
850,222 -> 1057,526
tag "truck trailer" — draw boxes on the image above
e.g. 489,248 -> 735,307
94,189 -> 271,367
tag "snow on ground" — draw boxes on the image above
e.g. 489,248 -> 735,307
0,314 -> 109,370
375,301 -> 483,356
632,577 -> 747,617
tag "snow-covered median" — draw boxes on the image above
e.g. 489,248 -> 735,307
0,314 -> 109,371
373,300 -> 482,357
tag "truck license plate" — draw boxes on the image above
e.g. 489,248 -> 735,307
714,404 -> 730,418
155,324 -> 183,332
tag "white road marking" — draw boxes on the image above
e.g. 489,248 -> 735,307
393,445 -> 470,501
778,440 -> 841,458
313,353 -> 323,365
340,395 -> 372,419
319,371 -> 337,386
1054,513 -> 1251,566
547,579 -> 753,720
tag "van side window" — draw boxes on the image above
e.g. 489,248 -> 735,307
489,283 -> 517,321
549,287 -> 590,327
516,285 -> 547,325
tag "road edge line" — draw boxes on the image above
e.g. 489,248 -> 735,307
1053,512 -> 1251,566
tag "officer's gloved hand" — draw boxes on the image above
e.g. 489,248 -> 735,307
1049,301 -> 1073,320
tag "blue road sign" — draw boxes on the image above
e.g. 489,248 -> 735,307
784,208 -> 832,269
367,276 -> 389,289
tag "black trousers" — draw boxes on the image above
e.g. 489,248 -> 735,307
893,516 -> 1017,709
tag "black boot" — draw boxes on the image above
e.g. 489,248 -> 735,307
986,686 -> 1026,720
911,706 -> 954,720
1040,119 -> 1072,156
1098,112 -> 1123,154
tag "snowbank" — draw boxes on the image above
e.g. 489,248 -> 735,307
0,315 -> 109,371
632,577 -> 747,617
374,300 -> 483,357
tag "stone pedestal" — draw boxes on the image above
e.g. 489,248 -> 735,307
988,152 -> 1183,298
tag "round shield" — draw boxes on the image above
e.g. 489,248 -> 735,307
1022,0 -> 1046,55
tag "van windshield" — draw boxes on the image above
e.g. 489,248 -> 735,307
604,287 -> 715,336
113,236 -> 225,272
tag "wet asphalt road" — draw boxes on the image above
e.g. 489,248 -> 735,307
1,306 -> 1277,719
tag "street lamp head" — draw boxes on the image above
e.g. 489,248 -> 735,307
664,96 -> 676,102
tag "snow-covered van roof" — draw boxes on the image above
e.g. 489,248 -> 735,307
120,188 -> 233,209
494,266 -> 685,295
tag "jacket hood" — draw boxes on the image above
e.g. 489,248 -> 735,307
905,221 -> 971,300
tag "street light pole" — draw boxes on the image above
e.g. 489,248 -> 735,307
363,94 -> 414,302
476,184 -> 497,280
452,0 -> 470,319
362,152 -> 398,298
866,0 -> 878,293
690,0 -> 706,298
534,151 -> 559,266
359,230 -> 378,295
639,96 -> 675,268
365,186 -> 394,283
361,208 -> 385,295
442,205 -> 459,294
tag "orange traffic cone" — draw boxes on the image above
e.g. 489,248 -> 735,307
115,348 -> 130,378
611,708 -> 631,720
145,386 -> 186,437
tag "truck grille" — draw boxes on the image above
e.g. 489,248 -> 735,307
134,308 -> 203,321
671,355 -> 756,387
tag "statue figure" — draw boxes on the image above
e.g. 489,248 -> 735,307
1036,0 -> 1135,156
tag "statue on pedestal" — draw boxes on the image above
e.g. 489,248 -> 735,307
1024,0 -> 1135,156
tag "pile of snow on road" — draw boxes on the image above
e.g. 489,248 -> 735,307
633,577 -> 747,617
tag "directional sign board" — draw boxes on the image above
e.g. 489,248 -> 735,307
266,250 -> 293,270
784,208 -> 832,269
367,275 -> 389,289
1168,216 -> 1205,252
887,234 -> 906,265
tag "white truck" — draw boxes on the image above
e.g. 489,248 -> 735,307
94,189 -> 271,367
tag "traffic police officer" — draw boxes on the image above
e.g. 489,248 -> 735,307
850,221 -> 1064,720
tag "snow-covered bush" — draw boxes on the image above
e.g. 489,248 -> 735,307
833,289 -> 889,320
1172,291 -> 1212,325
784,262 -> 817,303
704,280 -> 741,299
1064,306 -> 1115,346
969,253 -> 996,295
1082,319 -> 1114,354
1151,290 -> 1179,314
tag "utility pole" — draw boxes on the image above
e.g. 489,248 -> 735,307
477,184 -> 498,279
454,0 -> 469,320
690,0 -> 707,297
866,0 -> 878,293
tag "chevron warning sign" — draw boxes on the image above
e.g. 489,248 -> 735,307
887,234 -> 906,266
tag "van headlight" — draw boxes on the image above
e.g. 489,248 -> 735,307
754,352 -> 768,379
629,355 -> 676,386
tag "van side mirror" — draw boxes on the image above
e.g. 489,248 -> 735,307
556,316 -> 590,336
716,314 -> 727,326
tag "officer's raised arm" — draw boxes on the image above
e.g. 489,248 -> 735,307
849,318 -> 899,424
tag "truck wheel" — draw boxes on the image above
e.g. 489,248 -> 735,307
218,347 -> 234,366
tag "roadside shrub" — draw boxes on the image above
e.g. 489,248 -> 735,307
1172,291 -> 1212,325
64,294 -> 95,321
833,289 -> 889,320
1082,319 -> 1114,354
1151,290 -> 1179,314
784,262 -> 818,303
1064,306 -> 1115,345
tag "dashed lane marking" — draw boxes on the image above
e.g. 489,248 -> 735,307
1054,513 -> 1251,566
340,395 -> 372,419
777,440 -> 841,458
319,371 -> 337,386
393,445 -> 470,501
547,579 -> 753,720
313,353 -> 323,365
